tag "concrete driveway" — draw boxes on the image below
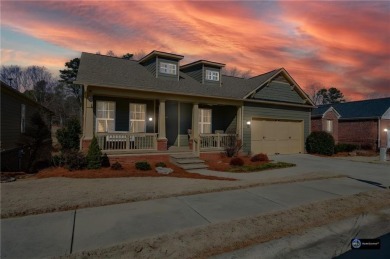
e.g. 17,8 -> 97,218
192,154 -> 390,188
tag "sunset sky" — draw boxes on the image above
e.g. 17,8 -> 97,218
1,0 -> 389,101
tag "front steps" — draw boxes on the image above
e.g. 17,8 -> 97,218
170,154 -> 208,170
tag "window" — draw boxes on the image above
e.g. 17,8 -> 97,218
96,101 -> 115,132
326,120 -> 333,133
206,70 -> 219,81
130,103 -> 146,133
21,104 -> 26,133
199,109 -> 212,133
159,62 -> 177,75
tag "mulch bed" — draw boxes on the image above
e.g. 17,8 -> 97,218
201,153 -> 269,172
35,155 -> 236,181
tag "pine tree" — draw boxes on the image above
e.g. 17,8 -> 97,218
86,136 -> 102,169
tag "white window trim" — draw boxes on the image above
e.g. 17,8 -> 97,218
199,108 -> 212,134
159,62 -> 177,75
21,104 -> 26,133
129,103 -> 146,133
96,101 -> 116,133
205,70 -> 219,81
325,119 -> 333,133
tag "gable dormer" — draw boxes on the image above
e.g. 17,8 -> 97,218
138,50 -> 184,81
181,60 -> 225,86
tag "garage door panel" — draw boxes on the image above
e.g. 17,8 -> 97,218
251,119 -> 303,155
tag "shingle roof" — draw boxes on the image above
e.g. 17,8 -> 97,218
312,97 -> 390,119
75,52 -> 280,100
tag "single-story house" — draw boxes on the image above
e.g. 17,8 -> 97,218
311,97 -> 390,149
75,50 -> 315,156
1,81 -> 53,171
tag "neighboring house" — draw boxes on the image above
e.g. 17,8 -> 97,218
311,97 -> 390,149
75,50 -> 315,156
1,81 -> 52,171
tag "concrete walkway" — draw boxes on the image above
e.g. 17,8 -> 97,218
1,177 -> 384,259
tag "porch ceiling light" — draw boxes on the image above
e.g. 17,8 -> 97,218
149,117 -> 153,122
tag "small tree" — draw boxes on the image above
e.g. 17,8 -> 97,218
86,136 -> 102,169
56,118 -> 81,151
223,134 -> 243,157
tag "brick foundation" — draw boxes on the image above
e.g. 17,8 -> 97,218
157,138 -> 168,151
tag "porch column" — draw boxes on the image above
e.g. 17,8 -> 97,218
236,106 -> 242,140
192,103 -> 200,155
157,100 -> 167,150
82,86 -> 94,151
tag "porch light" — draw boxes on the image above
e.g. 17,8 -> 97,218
246,121 -> 251,125
149,117 -> 153,122
385,128 -> 388,132
87,95 -> 93,102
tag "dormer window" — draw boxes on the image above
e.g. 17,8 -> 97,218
159,62 -> 177,75
206,70 -> 219,81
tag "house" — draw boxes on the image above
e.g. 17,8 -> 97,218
311,97 -> 390,149
1,81 -> 52,171
75,50 -> 315,156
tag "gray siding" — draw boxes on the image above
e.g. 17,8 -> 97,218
253,80 -> 303,104
243,102 -> 311,153
94,97 -> 155,133
181,64 -> 203,83
157,58 -> 178,80
143,58 -> 156,77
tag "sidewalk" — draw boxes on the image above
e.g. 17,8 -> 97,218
1,177 -> 384,259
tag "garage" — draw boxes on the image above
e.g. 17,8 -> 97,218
251,119 -> 303,155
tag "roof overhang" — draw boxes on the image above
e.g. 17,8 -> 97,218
138,50 -> 184,63
180,60 -> 225,70
243,68 -> 315,107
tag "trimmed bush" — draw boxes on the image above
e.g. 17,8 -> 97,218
250,153 -> 269,162
52,154 -> 65,167
86,136 -> 102,169
230,157 -> 244,166
306,131 -> 335,156
111,161 -> 123,170
135,161 -> 151,171
101,153 -> 111,167
155,162 -> 167,167
63,150 -> 87,171
334,143 -> 358,153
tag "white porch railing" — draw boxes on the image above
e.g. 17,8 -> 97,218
96,132 -> 157,151
199,133 -> 233,150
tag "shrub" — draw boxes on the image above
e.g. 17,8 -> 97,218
334,143 -> 358,153
86,136 -> 102,169
52,154 -> 65,167
230,157 -> 244,166
155,162 -> 167,167
56,118 -> 81,151
306,131 -> 335,156
223,134 -> 243,157
135,161 -> 151,171
111,161 -> 123,170
250,153 -> 269,162
101,153 -> 111,167
63,150 -> 87,171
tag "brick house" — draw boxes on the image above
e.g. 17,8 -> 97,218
311,98 -> 390,149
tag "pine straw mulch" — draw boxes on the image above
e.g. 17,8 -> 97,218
35,155 -> 236,181
201,153 -> 271,172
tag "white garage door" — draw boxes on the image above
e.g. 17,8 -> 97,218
251,119 -> 303,155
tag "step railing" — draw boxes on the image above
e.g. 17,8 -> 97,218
96,132 -> 157,151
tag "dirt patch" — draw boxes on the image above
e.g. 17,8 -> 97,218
61,190 -> 390,259
35,155 -> 234,181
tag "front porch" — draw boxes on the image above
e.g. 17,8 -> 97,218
81,86 -> 243,156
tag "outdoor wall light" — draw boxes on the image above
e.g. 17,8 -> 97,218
87,95 -> 93,102
385,128 -> 388,132
246,121 -> 251,125
149,117 -> 153,122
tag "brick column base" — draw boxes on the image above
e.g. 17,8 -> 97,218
157,139 -> 168,151
81,139 -> 92,152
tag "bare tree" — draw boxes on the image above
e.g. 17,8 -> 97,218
0,65 -> 23,91
222,66 -> 252,79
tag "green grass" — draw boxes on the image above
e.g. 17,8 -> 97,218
228,162 -> 296,173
